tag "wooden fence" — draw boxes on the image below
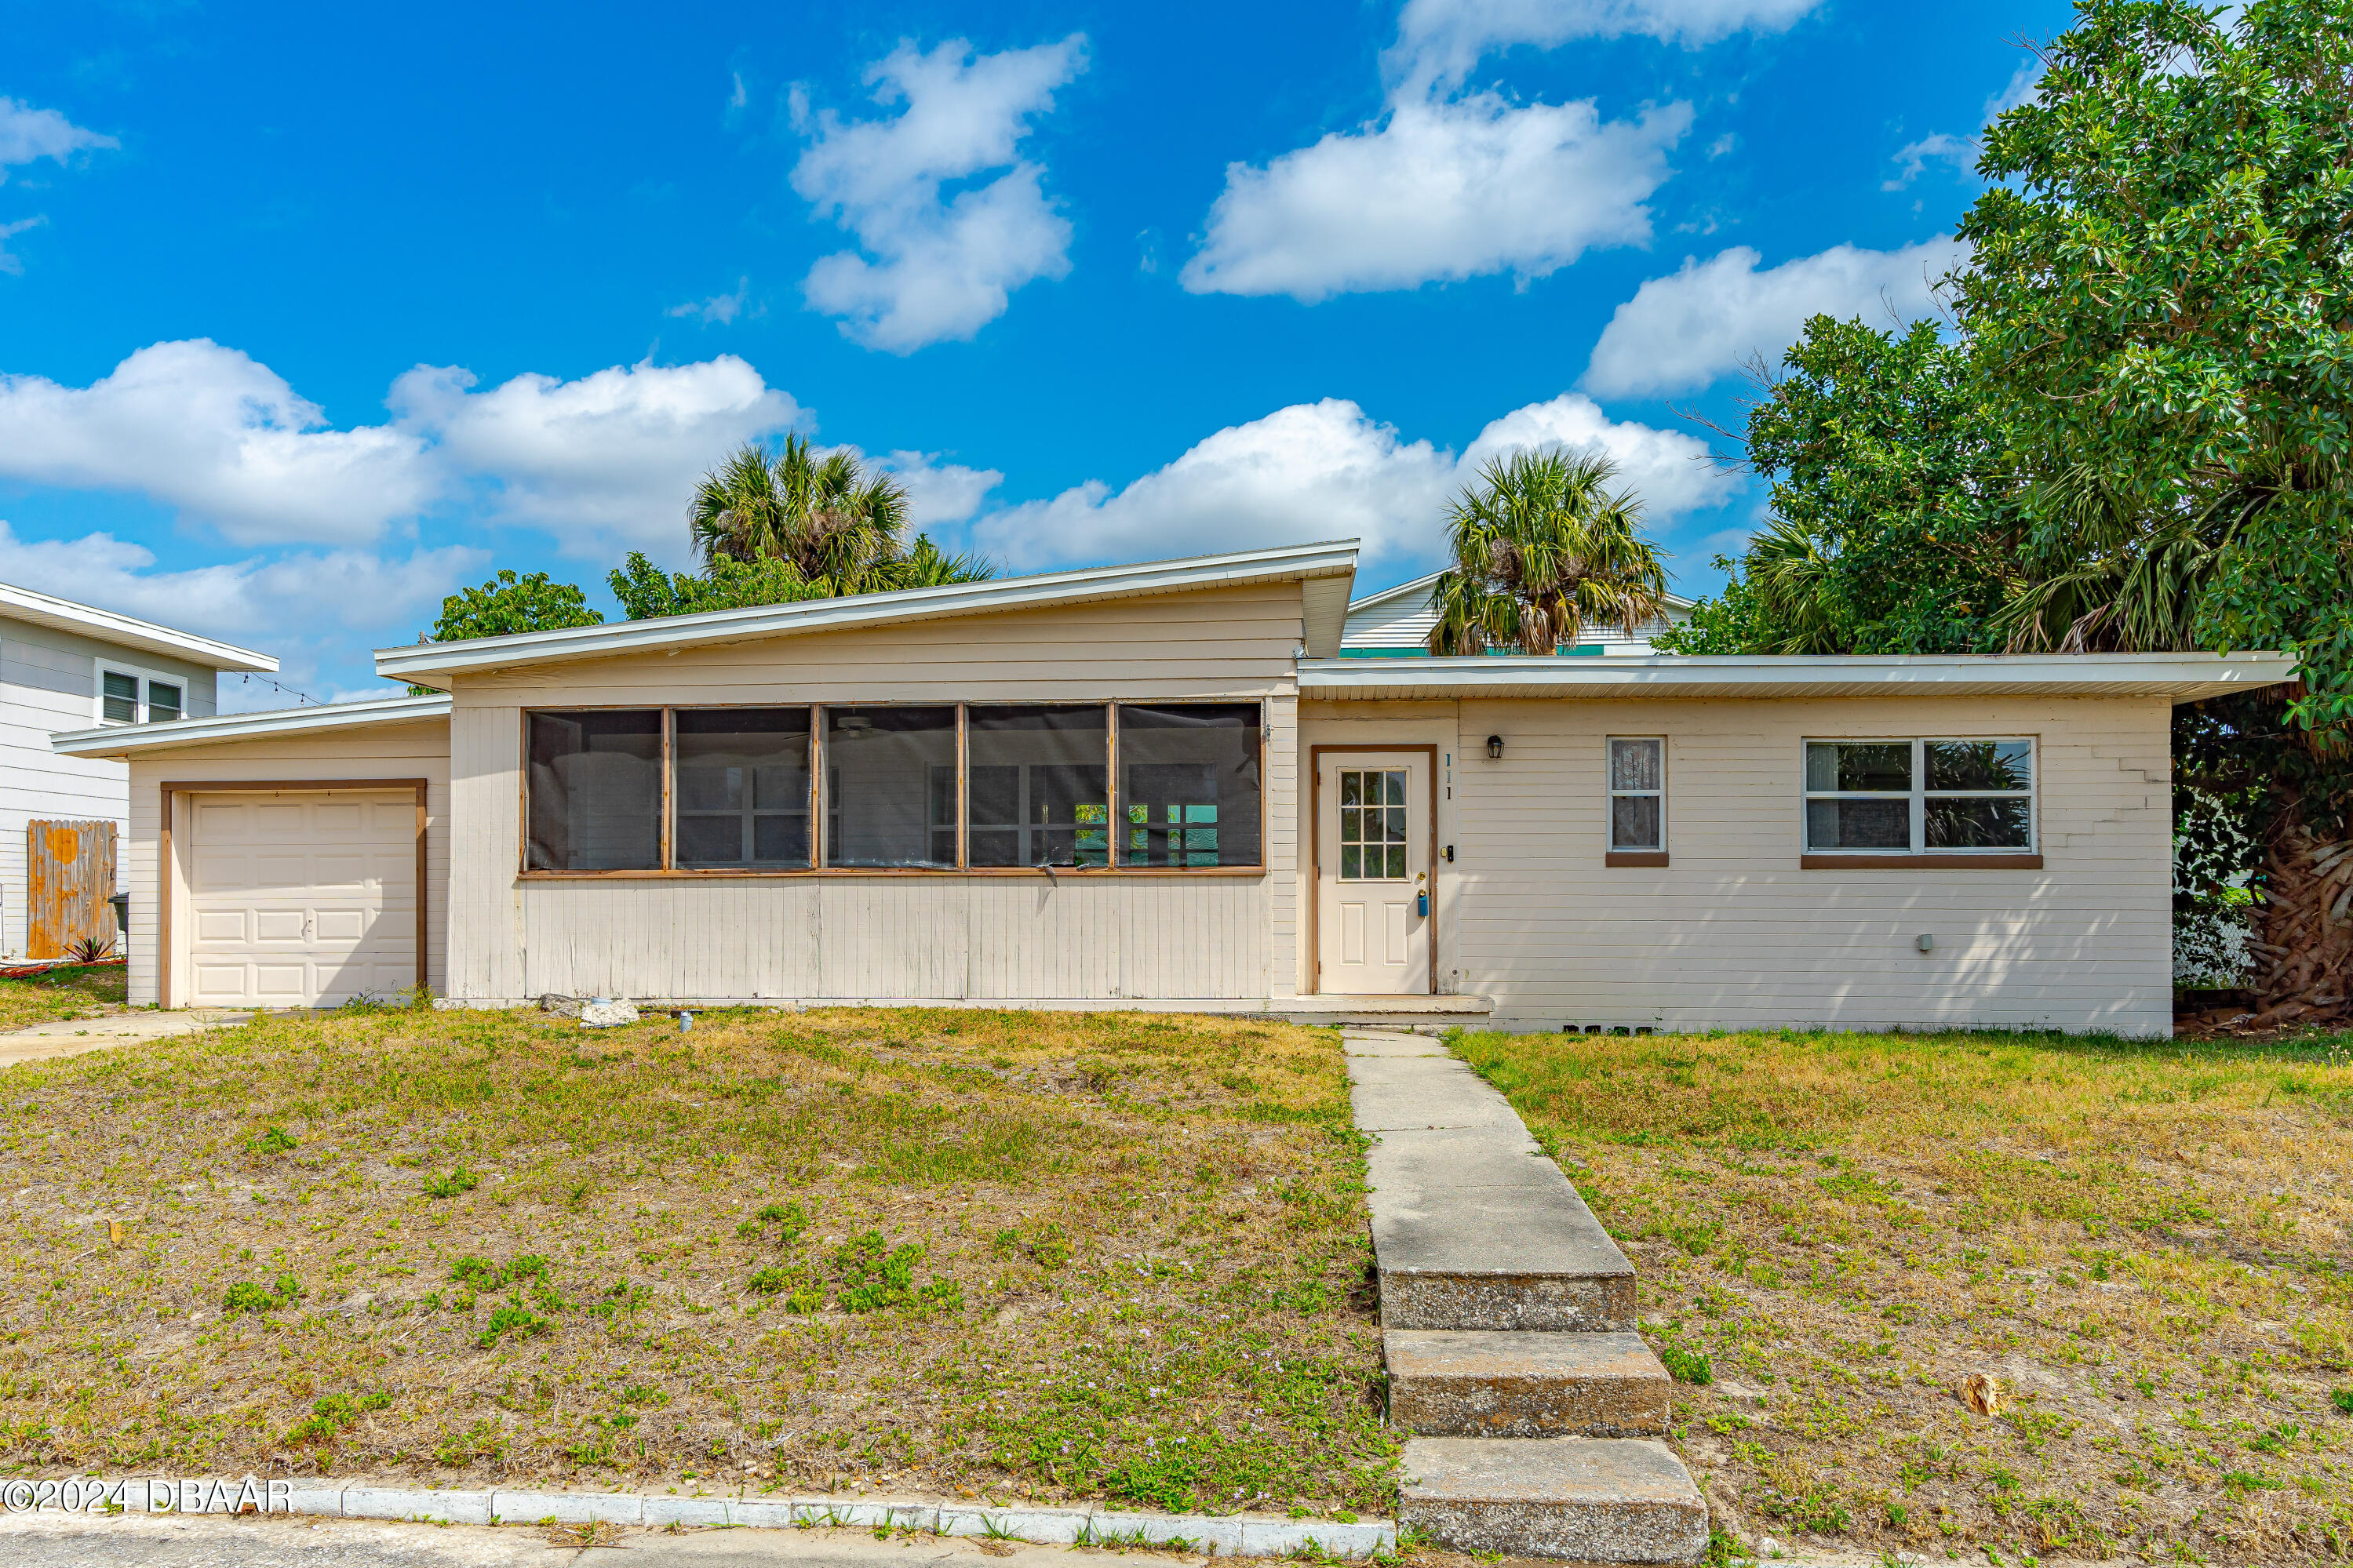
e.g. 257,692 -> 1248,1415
27,820 -> 118,960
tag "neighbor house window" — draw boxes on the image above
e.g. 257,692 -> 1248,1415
526,710 -> 664,871
1608,737 -> 1665,855
100,668 -> 187,725
824,706 -> 959,868
147,681 -> 183,722
674,708 -> 813,868
1804,739 -> 2034,855
1119,704 -> 1263,868
967,705 -> 1109,868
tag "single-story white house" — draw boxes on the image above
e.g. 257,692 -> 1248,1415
53,541 -> 2296,1035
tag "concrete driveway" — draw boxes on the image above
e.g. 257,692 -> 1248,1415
0,1009 -> 252,1070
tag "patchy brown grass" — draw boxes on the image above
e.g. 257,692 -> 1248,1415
1452,1025 -> 2353,1567
0,1006 -> 1392,1519
0,962 -> 128,1031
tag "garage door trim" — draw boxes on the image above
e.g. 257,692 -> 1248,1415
160,778 -> 428,1010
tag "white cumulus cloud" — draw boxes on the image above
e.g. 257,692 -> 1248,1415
389,355 -> 800,552
792,35 -> 1087,352
0,96 -> 117,182
1388,0 -> 1821,94
1885,58 -> 2043,190
1582,237 -> 1968,397
973,392 -> 1728,574
0,340 -> 441,546
1182,95 -> 1690,302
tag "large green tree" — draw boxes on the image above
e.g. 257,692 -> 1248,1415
1426,449 -> 1671,655
1956,0 -> 2353,1020
687,436 -> 992,595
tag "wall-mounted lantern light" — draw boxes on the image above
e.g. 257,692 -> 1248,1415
1486,734 -> 1504,759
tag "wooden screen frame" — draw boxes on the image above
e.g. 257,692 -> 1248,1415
157,779 -> 430,1011
1306,744 -> 1441,996
515,699 -> 1272,879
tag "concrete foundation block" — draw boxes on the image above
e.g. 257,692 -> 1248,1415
1399,1437 -> 1707,1563
1386,1330 -> 1670,1436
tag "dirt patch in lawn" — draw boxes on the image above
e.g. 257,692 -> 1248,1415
0,1006 -> 1391,1519
0,962 -> 128,1031
1452,1026 -> 2353,1567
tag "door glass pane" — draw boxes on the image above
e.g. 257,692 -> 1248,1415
1806,797 -> 1911,851
966,705 -> 1109,868
1338,769 -> 1408,880
146,681 -> 183,722
1926,739 -> 2031,792
102,671 -> 138,723
1806,741 -> 1912,793
1120,704 -> 1262,868
1611,795 -> 1662,851
674,708 -> 811,868
824,707 -> 958,868
1926,798 -> 2031,848
527,710 -> 663,871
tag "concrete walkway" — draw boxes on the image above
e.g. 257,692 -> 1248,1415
1344,1030 -> 1708,1564
0,1010 -> 251,1070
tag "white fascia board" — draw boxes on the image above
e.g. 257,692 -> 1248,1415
377,540 -> 1362,683
0,580 -> 279,673
51,693 -> 451,759
1298,651 -> 2300,702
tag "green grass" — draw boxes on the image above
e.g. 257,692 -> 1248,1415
0,1005 -> 1390,1516
1452,1024 -> 2353,1566
0,962 -> 126,1031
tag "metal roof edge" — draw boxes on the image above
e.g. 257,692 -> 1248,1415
1342,572 -> 1698,613
377,540 -> 1361,681
0,580 -> 279,674
1298,650 -> 2300,695
51,693 -> 452,759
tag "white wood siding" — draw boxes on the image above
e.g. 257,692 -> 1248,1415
120,722 -> 450,1006
445,584 -> 1303,1004
2,616 -> 220,957
1299,694 -> 2174,1035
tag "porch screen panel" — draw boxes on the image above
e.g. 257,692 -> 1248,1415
1117,703 -> 1262,868
823,706 -> 958,868
674,708 -> 814,868
526,710 -> 663,871
967,705 -> 1109,868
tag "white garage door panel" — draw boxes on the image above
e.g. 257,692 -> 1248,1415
185,790 -> 417,1008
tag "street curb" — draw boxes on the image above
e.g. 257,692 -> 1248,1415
87,1479 -> 1397,1558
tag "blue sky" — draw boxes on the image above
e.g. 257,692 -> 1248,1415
1,0 -> 2066,706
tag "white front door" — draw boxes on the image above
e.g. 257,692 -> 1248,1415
1317,753 -> 1431,995
184,791 -> 417,1007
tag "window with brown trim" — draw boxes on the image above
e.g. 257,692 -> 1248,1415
1119,703 -> 1263,868
527,710 -> 663,871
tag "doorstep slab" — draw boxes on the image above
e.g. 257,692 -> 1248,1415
1398,1437 -> 1707,1563
1385,1330 -> 1670,1436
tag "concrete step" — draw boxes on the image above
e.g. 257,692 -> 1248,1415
1386,1330 -> 1670,1437
1365,1126 -> 1635,1330
1398,1436 -> 1707,1563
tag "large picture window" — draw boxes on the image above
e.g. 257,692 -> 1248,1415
1804,738 -> 2034,857
674,708 -> 812,868
519,700 -> 1262,875
824,706 -> 958,869
1120,704 -> 1263,868
527,710 -> 664,871
967,705 -> 1109,868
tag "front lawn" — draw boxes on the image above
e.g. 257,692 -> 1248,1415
0,961 -> 127,1031
0,1006 -> 1391,1518
1452,1025 -> 2353,1567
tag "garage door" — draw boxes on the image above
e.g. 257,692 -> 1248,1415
185,791 -> 417,1007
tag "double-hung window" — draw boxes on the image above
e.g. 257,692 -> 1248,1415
1803,738 -> 2035,861
1606,737 -> 1666,863
99,668 -> 186,726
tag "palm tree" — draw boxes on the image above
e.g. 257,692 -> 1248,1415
689,437 -> 914,591
1426,449 -> 1671,655
1741,516 -> 1847,655
1993,464 -> 2226,655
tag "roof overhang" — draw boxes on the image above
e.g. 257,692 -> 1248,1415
377,540 -> 1362,688
1298,651 -> 2300,704
0,580 -> 278,674
51,693 -> 451,760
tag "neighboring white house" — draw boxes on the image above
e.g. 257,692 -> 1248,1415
1341,571 -> 1693,657
54,541 -> 2297,1035
1,581 -> 277,958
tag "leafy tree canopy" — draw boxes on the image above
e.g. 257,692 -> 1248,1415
428,569 -> 605,641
